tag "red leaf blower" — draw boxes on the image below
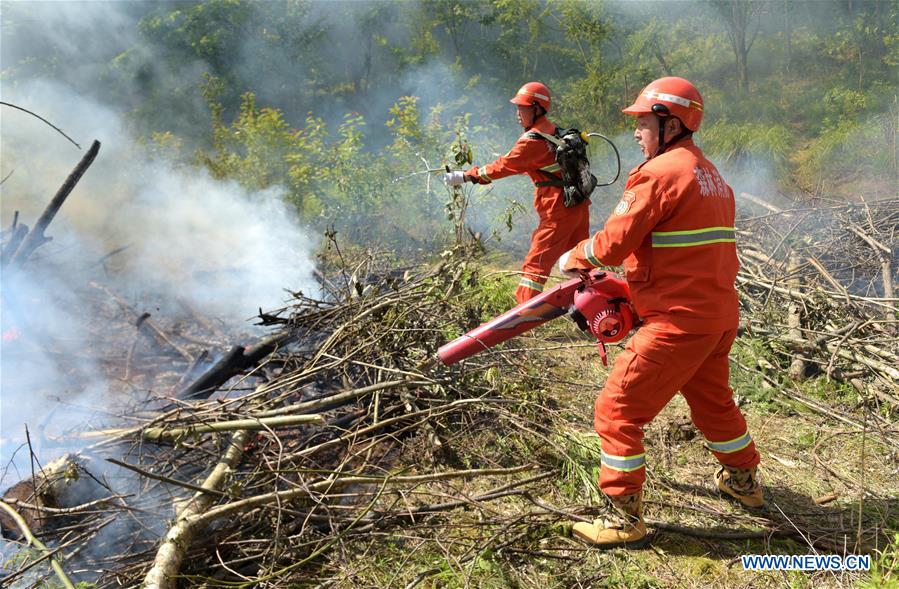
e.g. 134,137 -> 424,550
438,269 -> 637,366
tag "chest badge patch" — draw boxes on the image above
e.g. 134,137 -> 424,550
615,191 -> 636,215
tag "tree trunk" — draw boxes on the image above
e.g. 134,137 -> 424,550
714,1 -> 760,93
784,0 -> 792,75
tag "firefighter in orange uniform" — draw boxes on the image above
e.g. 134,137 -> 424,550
443,82 -> 590,303
557,77 -> 763,548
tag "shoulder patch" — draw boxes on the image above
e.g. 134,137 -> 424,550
614,191 -> 636,215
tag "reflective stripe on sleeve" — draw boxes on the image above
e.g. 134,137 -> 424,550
479,168 -> 493,182
583,238 -> 602,267
539,163 -> 562,173
706,432 -> 752,453
518,278 -> 545,292
601,451 -> 646,472
651,227 -> 735,248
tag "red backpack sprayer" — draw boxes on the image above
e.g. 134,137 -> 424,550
438,269 -> 636,367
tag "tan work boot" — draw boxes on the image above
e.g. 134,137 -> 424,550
571,491 -> 649,549
716,465 -> 765,508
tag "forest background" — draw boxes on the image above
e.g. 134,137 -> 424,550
3,0 -> 897,258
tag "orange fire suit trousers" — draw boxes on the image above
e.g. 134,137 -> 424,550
595,323 -> 760,496
515,213 -> 590,304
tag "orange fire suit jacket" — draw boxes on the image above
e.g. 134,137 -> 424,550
563,137 -> 739,333
463,117 -> 588,222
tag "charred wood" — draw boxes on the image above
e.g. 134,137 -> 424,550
177,331 -> 291,399
7,140 -> 100,268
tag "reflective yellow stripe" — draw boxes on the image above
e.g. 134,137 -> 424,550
479,168 -> 492,182
652,226 -> 735,236
539,163 -> 561,173
651,227 -> 735,248
583,239 -> 601,267
706,432 -> 752,453
601,451 -> 646,472
518,278 -> 544,292
654,238 -> 736,248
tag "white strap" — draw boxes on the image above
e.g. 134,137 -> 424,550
529,130 -> 564,147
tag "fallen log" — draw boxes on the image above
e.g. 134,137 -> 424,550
0,454 -> 98,540
178,331 -> 292,399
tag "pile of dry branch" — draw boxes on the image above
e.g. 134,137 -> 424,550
2,245 -> 565,588
2,182 -> 896,588
735,193 -> 898,417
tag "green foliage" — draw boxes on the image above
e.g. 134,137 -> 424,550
7,0 -> 895,246
730,337 -> 778,411
191,79 -> 502,250
454,267 -> 517,325
555,430 -> 604,503
859,534 -> 899,589
474,273 -> 517,321
386,95 -> 425,146
795,107 -> 898,192
798,374 -> 859,405
700,119 -> 792,173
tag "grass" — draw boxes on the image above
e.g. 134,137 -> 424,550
555,429 -> 604,504
313,259 -> 897,589
858,535 -> 899,589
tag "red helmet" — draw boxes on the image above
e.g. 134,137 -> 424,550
510,82 -> 551,112
622,77 -> 704,131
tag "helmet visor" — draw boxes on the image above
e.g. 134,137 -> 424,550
622,102 -> 653,116
510,95 -> 535,106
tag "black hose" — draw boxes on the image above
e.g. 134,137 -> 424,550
588,133 -> 621,187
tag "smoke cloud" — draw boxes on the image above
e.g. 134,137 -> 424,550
0,77 -> 317,481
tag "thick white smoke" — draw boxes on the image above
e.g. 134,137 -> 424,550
0,79 -> 317,480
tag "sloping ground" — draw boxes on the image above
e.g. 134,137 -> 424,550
5,235 -> 893,588
319,261 -> 897,589
532,331 -> 896,589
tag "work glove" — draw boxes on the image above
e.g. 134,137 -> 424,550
443,171 -> 466,187
557,249 -> 582,279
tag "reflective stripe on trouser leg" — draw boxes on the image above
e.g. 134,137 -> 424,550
706,432 -> 752,453
594,326 -> 762,496
594,326 -> 692,496
515,277 -> 545,304
601,451 -> 646,472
